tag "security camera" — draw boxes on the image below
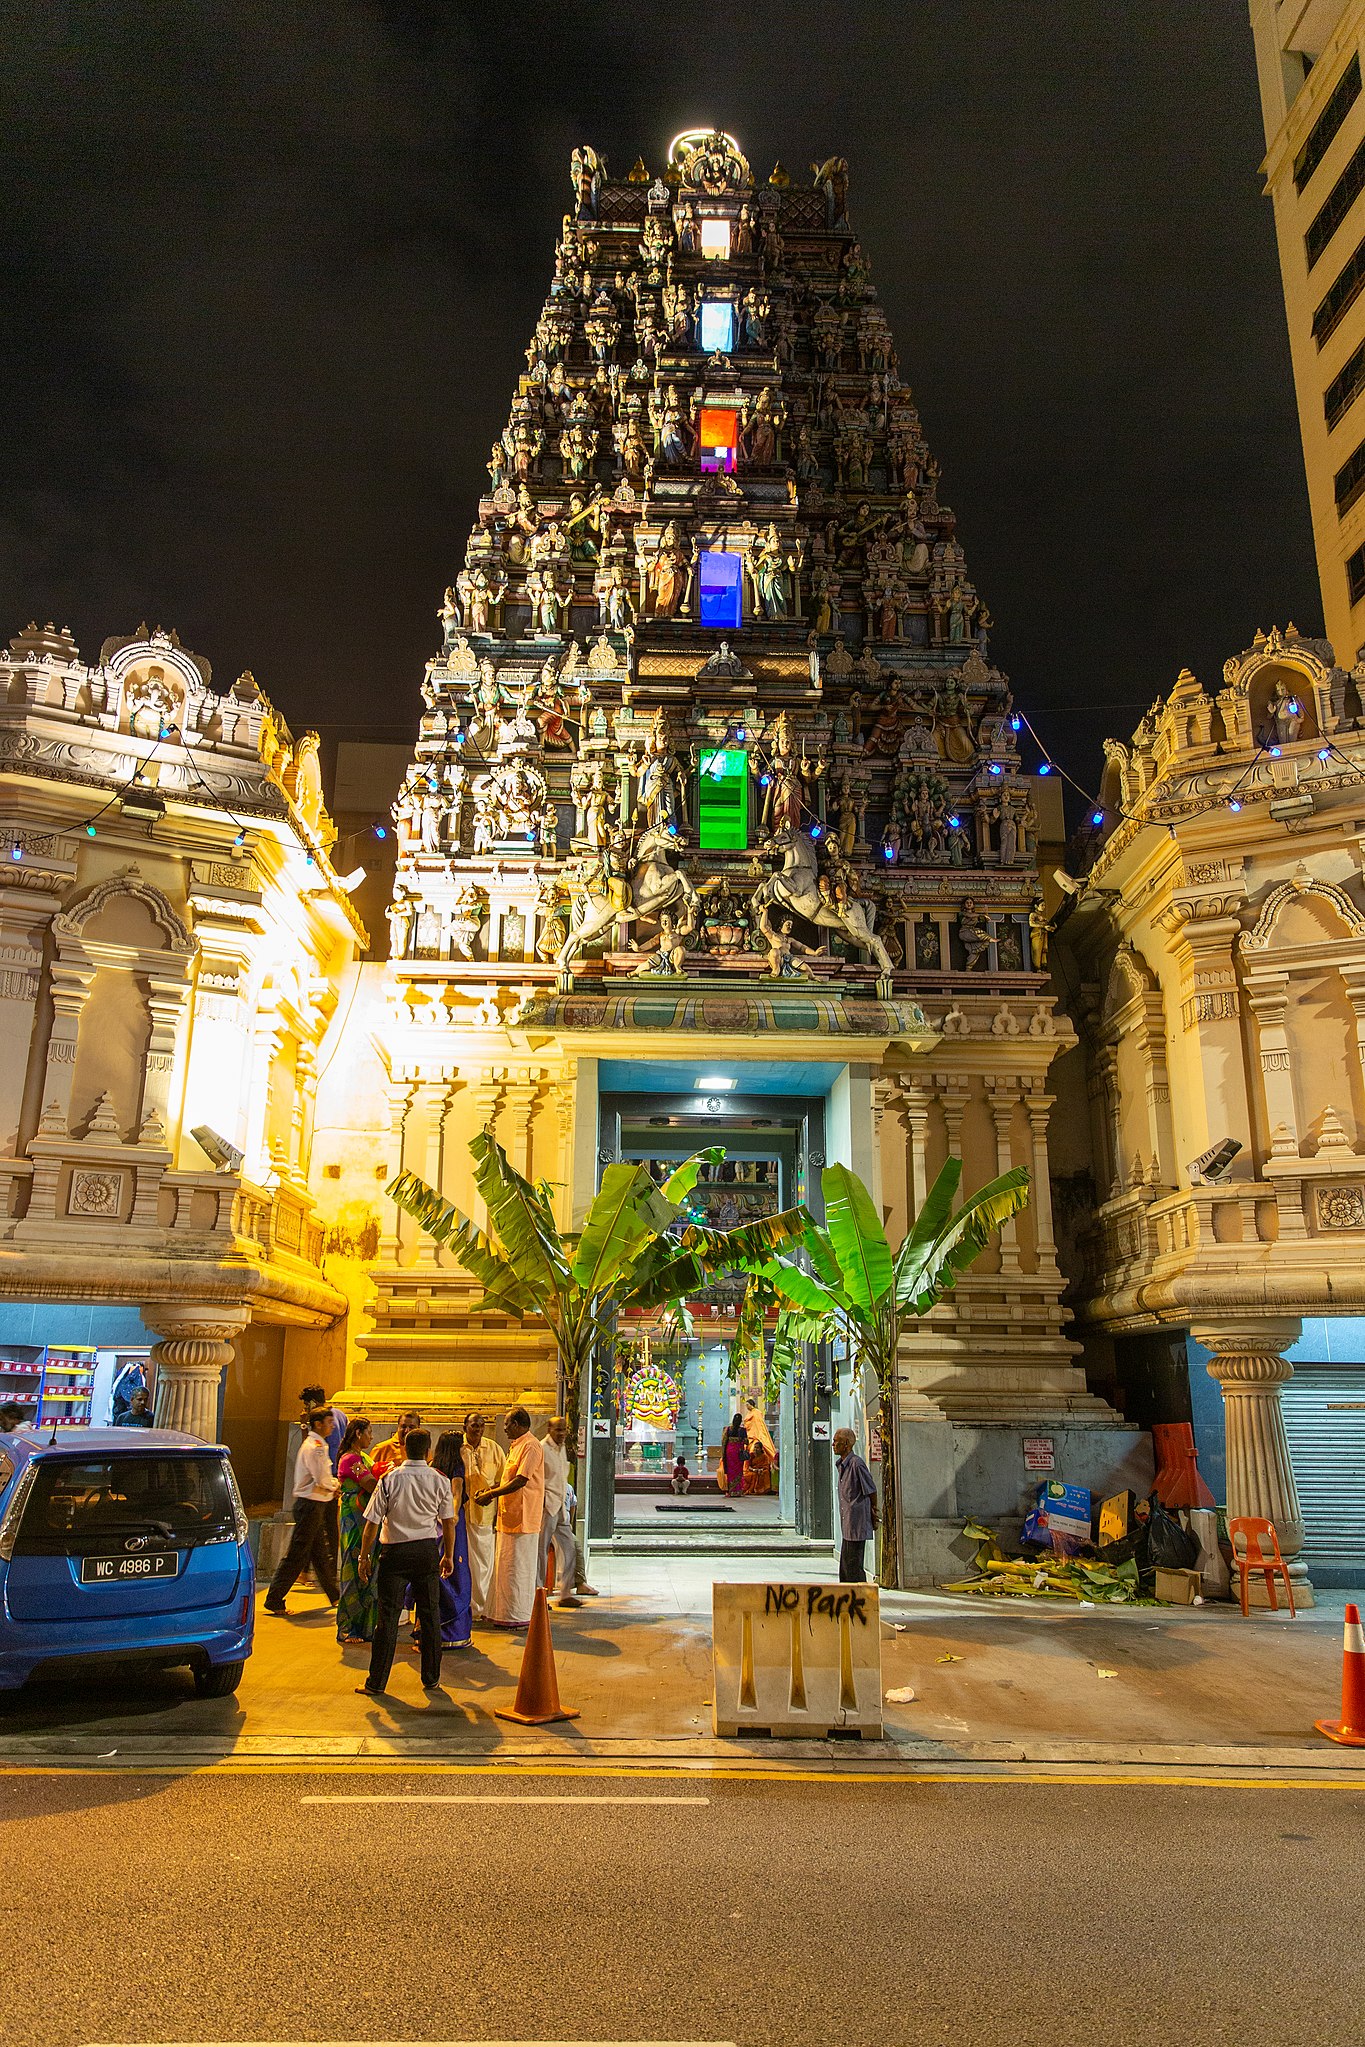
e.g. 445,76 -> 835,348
191,1124 -> 245,1173
1187,1138 -> 1242,1185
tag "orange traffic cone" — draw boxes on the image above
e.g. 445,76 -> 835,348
495,1585 -> 580,1726
1315,1602 -> 1365,1747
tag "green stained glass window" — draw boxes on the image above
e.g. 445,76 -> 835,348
698,748 -> 749,850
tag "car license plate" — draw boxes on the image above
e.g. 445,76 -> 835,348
80,1551 -> 181,1582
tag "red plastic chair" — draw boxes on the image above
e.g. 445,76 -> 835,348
1228,1516 -> 1297,1618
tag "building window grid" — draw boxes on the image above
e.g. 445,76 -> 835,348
1307,129 -> 1365,268
1313,231 -> 1365,347
1295,55 -> 1362,193
1326,338 -> 1365,429
1335,434 -> 1365,516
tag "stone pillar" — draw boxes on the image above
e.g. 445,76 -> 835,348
241,1005 -> 286,1185
1023,1085 -> 1060,1272
936,1075 -> 970,1207
1193,1316 -> 1314,1606
985,1078 -> 1022,1274
410,1077 -> 452,1270
901,1082 -> 932,1216
1244,972 -> 1299,1158
143,1303 -> 251,1443
38,957 -> 96,1131
142,969 -> 192,1139
376,1078 -> 414,1263
502,1075 -> 540,1181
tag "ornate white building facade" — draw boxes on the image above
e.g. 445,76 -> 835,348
0,622 -> 363,1503
1052,626 -> 1365,1596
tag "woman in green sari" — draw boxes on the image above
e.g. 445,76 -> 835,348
335,1416 -> 379,1644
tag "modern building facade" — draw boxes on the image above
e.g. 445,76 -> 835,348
1251,0 -> 1365,657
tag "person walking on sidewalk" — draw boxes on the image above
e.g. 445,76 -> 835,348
833,1427 -> 877,1584
477,1407 -> 544,1628
538,1415 -> 579,1609
266,1408 -> 341,1615
356,1428 -> 455,1696
461,1411 -> 504,1619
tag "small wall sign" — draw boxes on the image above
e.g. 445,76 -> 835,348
1023,1435 -> 1056,1471
590,1417 -> 612,1440
811,1419 -> 832,1441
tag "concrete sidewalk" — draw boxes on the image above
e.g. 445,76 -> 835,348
0,1555 -> 1360,1769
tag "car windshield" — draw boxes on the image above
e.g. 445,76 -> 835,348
11,1456 -> 236,1554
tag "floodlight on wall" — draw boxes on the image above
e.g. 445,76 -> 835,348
191,1124 -> 246,1174
334,866 -> 366,892
1187,1138 -> 1242,1185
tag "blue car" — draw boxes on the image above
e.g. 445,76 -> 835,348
0,1427 -> 254,1696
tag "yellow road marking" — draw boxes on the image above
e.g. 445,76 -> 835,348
0,1759 -> 1362,1789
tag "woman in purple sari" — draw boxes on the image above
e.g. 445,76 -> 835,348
431,1430 -> 473,1648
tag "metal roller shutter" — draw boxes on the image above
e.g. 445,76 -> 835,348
1281,1369 -> 1365,1574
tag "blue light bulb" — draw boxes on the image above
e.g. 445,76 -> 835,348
1228,799 -> 1241,813
374,824 -> 388,839
1091,809 -> 1104,826
1038,762 -> 1052,775
947,813 -> 960,827
989,762 -> 1002,776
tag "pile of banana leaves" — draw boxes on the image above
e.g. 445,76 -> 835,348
942,1519 -> 1146,1604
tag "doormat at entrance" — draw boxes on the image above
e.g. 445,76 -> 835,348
655,1503 -> 736,1513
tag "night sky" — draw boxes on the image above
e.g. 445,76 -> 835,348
1,1 -> 1321,797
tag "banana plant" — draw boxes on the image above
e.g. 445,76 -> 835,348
746,1157 -> 1030,1587
388,1129 -> 810,1461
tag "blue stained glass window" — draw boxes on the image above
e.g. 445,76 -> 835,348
699,301 -> 735,353
699,550 -> 743,629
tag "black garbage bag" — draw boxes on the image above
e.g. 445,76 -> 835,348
1145,1499 -> 1201,1571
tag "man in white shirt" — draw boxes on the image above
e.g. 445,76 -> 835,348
477,1407 -> 545,1628
537,1415 -> 579,1610
461,1410 -> 505,1620
265,1407 -> 340,1615
356,1428 -> 455,1695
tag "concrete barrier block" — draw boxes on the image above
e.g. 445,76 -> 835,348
712,1580 -> 883,1739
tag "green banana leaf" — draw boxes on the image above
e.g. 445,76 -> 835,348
661,1146 -> 726,1208
385,1171 -> 530,1319
621,1204 -> 810,1311
897,1166 -> 1031,1312
891,1158 -> 962,1298
755,1253 -> 845,1320
822,1161 -> 895,1311
570,1160 -> 663,1296
469,1130 -> 570,1299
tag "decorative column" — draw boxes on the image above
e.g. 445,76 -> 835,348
501,1074 -> 541,1180
1244,971 -> 1299,1158
37,956 -> 96,1132
1192,1316 -> 1314,1606
901,1082 -> 932,1216
985,1077 -> 1022,1273
466,1070 -> 505,1230
141,967 -> 193,1140
1023,1083 -> 1060,1273
143,1303 -> 251,1443
241,1003 -> 286,1186
407,1077 -> 456,1269
935,1073 -> 970,1205
377,1079 -> 415,1263
551,1062 -> 578,1231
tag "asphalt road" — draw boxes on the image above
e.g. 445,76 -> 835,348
2,1765 -> 1362,2047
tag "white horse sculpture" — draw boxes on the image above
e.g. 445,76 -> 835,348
750,825 -> 894,978
555,826 -> 702,970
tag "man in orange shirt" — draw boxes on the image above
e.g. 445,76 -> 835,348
476,1407 -> 545,1629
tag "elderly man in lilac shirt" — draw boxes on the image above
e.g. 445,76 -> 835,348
833,1427 -> 878,1583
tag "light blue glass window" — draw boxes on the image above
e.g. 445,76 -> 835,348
699,550 -> 743,628
699,301 -> 736,353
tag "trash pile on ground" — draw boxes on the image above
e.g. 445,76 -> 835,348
943,1480 -> 1215,1605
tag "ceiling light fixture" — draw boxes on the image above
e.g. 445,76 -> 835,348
695,1075 -> 736,1090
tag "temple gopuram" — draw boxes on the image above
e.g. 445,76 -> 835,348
316,131 -> 1143,1577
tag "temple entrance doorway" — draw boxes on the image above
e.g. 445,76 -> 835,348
586,1064 -> 849,1561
